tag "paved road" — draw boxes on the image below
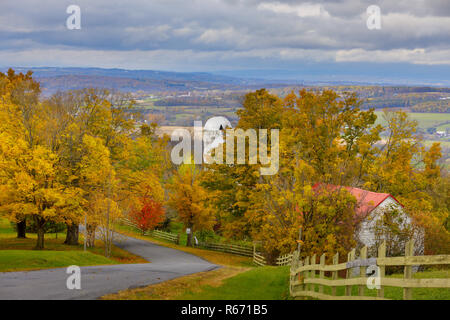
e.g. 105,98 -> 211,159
0,234 -> 218,300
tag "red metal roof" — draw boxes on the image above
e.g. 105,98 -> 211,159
312,183 -> 402,219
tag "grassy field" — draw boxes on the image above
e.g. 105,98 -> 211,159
179,266 -> 291,300
176,266 -> 449,300
0,218 -> 147,272
0,250 -> 118,272
375,111 -> 450,131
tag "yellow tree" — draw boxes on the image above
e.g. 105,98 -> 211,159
78,135 -> 118,253
168,164 -> 215,246
0,69 -> 41,237
366,110 -> 448,255
201,89 -> 281,240
246,89 -> 380,260
0,139 -> 75,249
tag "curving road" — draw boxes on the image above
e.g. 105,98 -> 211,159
0,234 -> 218,300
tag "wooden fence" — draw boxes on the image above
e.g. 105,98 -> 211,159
146,229 -> 180,244
253,251 -> 267,266
277,253 -> 293,266
121,219 -> 180,244
290,240 -> 450,300
121,218 -> 139,229
196,241 -> 254,257
122,218 -> 291,266
251,245 -> 293,267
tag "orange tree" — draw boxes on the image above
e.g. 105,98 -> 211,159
130,198 -> 165,235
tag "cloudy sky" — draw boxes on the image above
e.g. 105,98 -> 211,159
1,0 -> 449,83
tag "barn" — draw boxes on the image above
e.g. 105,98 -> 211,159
313,184 -> 424,256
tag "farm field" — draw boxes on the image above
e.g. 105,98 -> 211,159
375,111 -> 450,131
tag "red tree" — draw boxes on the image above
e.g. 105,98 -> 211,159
130,198 -> 165,235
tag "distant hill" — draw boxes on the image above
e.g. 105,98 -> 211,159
1,67 -> 279,95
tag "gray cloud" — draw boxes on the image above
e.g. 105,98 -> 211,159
0,0 -> 449,69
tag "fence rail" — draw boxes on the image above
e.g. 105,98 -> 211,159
122,218 -> 293,265
276,254 -> 293,266
253,252 -> 267,266
196,241 -> 253,257
121,219 -> 180,244
290,240 -> 450,300
146,229 -> 180,244
121,218 -> 139,229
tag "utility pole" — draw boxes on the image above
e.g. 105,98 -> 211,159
105,174 -> 111,257
297,227 -> 303,252
84,214 -> 87,251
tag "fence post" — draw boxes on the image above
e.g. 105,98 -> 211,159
403,239 -> 414,300
304,256 -> 310,293
358,246 -> 367,297
319,253 -> 325,294
377,241 -> 386,298
176,234 -> 180,245
345,249 -> 355,296
331,252 -> 339,297
310,254 -> 316,292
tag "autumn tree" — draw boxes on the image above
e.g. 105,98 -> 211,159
130,198 -> 165,235
201,89 -> 281,240
0,69 -> 41,238
0,70 -> 84,249
44,88 -> 138,245
239,89 -> 380,260
366,110 -> 449,255
168,164 -> 215,246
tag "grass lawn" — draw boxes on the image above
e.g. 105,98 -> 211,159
177,267 -> 449,300
0,218 -> 147,272
0,250 -> 119,272
178,266 -> 291,300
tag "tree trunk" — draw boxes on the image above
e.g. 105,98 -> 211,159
186,232 -> 193,247
86,224 -> 96,248
17,219 -> 26,238
64,223 -> 79,245
34,217 -> 45,250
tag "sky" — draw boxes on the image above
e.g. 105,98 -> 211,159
1,0 -> 449,84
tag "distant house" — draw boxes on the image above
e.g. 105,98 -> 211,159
313,184 -> 423,256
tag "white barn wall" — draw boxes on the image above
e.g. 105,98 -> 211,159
356,196 -> 424,257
